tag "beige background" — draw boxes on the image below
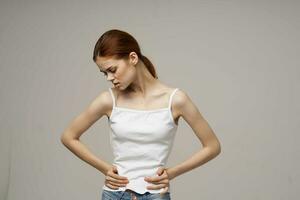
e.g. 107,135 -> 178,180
1,0 -> 299,199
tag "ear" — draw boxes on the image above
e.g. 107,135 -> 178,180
129,51 -> 139,65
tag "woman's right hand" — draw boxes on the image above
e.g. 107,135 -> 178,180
105,165 -> 129,190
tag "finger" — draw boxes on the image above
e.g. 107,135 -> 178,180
150,178 -> 169,185
145,173 -> 167,183
146,176 -> 169,184
107,180 -> 128,187
105,182 -> 119,190
146,183 -> 166,190
106,175 -> 129,184
156,167 -> 165,175
112,165 -> 118,172
117,174 -> 130,181
106,177 -> 128,186
160,186 -> 169,195
109,171 -> 129,181
111,166 -> 129,180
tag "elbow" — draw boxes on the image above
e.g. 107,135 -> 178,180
60,133 -> 73,146
60,131 -> 80,146
60,135 -> 68,145
215,145 -> 221,156
208,141 -> 221,157
214,141 -> 221,156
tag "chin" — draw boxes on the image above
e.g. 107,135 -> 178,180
118,84 -> 129,91
114,84 -> 123,90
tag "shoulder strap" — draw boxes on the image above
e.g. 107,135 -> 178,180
168,88 -> 179,109
108,88 -> 116,107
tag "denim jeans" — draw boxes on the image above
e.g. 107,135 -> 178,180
101,189 -> 171,200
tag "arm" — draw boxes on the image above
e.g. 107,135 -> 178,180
60,90 -> 112,176
167,89 -> 221,180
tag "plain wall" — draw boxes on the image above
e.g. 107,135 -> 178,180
0,0 -> 299,199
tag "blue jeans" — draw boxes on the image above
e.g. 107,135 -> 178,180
101,189 -> 171,200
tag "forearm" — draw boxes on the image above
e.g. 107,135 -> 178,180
61,138 -> 111,175
167,146 -> 220,180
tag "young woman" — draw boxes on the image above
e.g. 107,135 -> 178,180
61,29 -> 221,200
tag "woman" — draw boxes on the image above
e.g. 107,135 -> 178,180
61,29 -> 221,200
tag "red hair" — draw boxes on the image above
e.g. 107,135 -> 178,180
93,29 -> 158,79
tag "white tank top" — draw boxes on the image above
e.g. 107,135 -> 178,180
102,87 -> 179,194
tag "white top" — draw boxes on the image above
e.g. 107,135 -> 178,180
102,87 -> 179,194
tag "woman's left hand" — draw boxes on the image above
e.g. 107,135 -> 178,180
144,167 -> 170,194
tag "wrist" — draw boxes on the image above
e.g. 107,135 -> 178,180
166,167 -> 177,180
97,162 -> 111,175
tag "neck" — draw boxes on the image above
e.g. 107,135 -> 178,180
126,61 -> 160,97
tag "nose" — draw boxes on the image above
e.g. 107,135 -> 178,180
106,73 -> 114,81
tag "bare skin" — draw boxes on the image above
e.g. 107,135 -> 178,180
60,52 -> 221,194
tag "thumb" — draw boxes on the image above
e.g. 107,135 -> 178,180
157,167 -> 165,176
112,165 -> 118,174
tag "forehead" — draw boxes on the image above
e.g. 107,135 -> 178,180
95,56 -> 116,69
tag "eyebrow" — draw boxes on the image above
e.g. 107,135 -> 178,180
99,66 -> 114,73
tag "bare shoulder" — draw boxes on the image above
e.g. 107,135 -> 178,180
172,88 -> 207,127
60,89 -> 113,141
89,88 -> 113,118
172,88 -> 194,117
163,86 -> 188,125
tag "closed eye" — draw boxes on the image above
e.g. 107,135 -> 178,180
101,68 -> 116,76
